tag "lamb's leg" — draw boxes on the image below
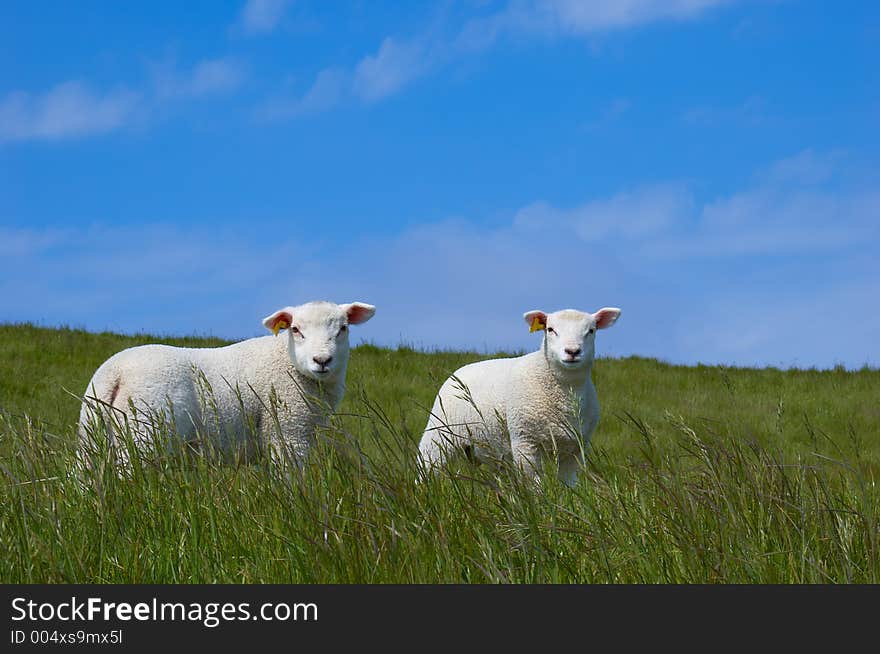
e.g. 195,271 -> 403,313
511,440 -> 543,484
77,375 -> 141,478
416,424 -> 460,480
557,453 -> 583,488
261,417 -> 312,470
269,442 -> 309,470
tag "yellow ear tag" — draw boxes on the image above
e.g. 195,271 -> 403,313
272,319 -> 289,336
530,318 -> 545,333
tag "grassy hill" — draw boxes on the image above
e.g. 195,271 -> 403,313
1,323 -> 878,582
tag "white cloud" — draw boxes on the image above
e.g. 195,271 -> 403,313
352,37 -> 433,103
0,227 -> 69,257
531,0 -> 730,33
513,151 -> 880,260
259,35 -> 435,118
684,188 -> 879,257
651,156 -> 880,259
153,58 -> 246,100
762,148 -> 843,186
188,59 -> 246,95
237,0 -> 290,36
0,81 -> 141,143
0,58 -> 247,144
258,68 -> 348,120
458,0 -> 731,50
515,183 -> 693,242
274,0 -> 733,119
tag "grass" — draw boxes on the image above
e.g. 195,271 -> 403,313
0,322 -> 878,583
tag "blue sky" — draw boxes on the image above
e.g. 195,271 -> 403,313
1,0 -> 878,368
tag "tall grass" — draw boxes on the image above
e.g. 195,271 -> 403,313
0,324 -> 878,582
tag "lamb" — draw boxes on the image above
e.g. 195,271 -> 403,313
417,306 -> 620,486
77,300 -> 375,469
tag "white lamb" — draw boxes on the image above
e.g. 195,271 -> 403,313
418,306 -> 621,486
77,300 -> 375,469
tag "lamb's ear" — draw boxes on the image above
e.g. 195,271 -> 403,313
342,302 -> 376,325
593,307 -> 621,330
523,310 -> 547,333
263,308 -> 294,335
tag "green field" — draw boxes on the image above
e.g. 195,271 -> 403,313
1,323 -> 878,583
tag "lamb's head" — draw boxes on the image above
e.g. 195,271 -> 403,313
523,307 -> 621,373
262,301 -> 376,381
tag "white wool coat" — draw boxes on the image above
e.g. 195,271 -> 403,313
419,350 -> 599,483
78,334 -> 343,466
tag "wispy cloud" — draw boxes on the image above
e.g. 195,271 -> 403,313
236,0 -> 290,36
515,150 -> 879,259
269,0 -> 733,119
258,67 -> 348,120
457,0 -> 732,50
1,57 -> 247,144
352,37 -> 435,103
763,147 -> 843,186
515,183 -> 693,242
152,57 -> 246,100
0,81 -> 142,143
259,34 -> 441,119
0,227 -> 70,257
544,0 -> 730,31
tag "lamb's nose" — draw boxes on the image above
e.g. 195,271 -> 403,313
313,355 -> 332,366
565,347 -> 581,358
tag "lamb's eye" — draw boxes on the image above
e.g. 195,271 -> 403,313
338,324 -> 348,335
547,327 -> 556,335
291,326 -> 301,336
